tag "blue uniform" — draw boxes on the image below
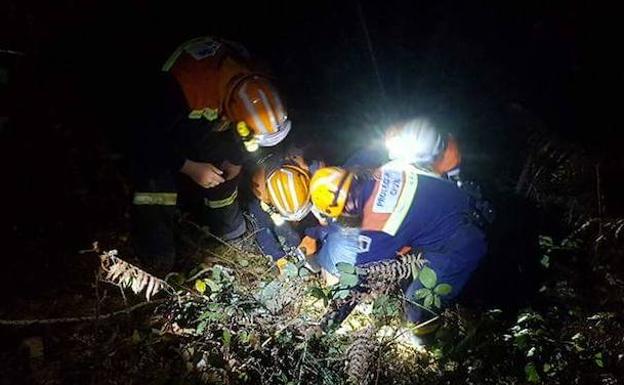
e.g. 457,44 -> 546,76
316,161 -> 486,322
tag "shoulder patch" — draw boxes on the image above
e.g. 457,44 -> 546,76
372,168 -> 404,213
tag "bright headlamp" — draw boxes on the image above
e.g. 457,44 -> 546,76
385,132 -> 436,163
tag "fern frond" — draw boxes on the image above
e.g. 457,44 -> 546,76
345,326 -> 377,385
358,252 -> 425,290
99,250 -> 172,301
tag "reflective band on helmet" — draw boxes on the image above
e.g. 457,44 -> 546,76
256,119 -> 291,147
285,202 -> 312,222
133,192 -> 178,206
257,88 -> 278,130
204,189 -> 238,209
239,82 -> 269,134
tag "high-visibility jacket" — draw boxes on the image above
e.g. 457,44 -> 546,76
162,36 -> 253,121
315,161 -> 486,304
355,162 -> 485,265
133,37 -> 255,176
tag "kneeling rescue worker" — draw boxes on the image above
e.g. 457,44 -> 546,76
308,161 -> 487,323
249,151 -> 324,270
131,36 -> 291,274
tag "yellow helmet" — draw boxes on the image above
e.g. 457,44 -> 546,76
309,167 -> 354,218
266,165 -> 312,221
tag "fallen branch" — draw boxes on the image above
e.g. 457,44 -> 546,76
0,299 -> 165,326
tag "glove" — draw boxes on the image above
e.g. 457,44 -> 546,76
276,257 -> 289,274
298,236 -> 318,256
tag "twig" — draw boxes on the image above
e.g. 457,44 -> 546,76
185,267 -> 213,282
411,315 -> 441,331
0,48 -> 25,56
0,299 -> 165,326
400,295 -> 438,317
182,219 -> 247,255
297,341 -> 308,384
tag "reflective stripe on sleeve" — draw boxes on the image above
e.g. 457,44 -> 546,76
188,107 -> 219,121
381,167 -> 419,236
133,192 -> 178,206
205,189 -> 238,209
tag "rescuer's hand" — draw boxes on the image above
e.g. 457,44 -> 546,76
180,159 -> 225,189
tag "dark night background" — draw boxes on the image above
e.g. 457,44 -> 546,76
1,0 -> 623,382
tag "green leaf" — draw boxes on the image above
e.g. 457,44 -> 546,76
336,262 -> 356,275
434,283 -> 453,296
372,294 -> 400,318
198,309 -> 221,322
543,363 -> 551,373
283,262 -> 298,278
538,235 -> 553,248
540,254 -> 550,268
333,288 -> 350,300
309,287 -> 328,304
524,362 -> 540,383
196,320 -> 208,334
424,293 -> 434,308
434,294 -> 441,308
419,266 -> 437,289
194,279 -> 207,294
238,259 -> 249,267
204,279 -> 222,293
340,273 -> 359,288
414,288 -> 431,300
222,329 -> 232,348
594,352 -> 604,368
211,265 -> 222,282
238,331 -> 250,344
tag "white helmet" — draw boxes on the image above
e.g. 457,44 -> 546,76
385,118 -> 443,164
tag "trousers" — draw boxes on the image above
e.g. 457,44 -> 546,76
131,165 -> 245,273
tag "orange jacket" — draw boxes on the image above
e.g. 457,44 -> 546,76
162,37 -> 253,118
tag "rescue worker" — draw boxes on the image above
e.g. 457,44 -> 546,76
308,162 -> 487,322
131,36 -> 291,274
384,118 -> 462,182
249,150 -> 324,270
345,117 -> 461,182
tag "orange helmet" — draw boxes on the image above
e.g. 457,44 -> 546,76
225,75 -> 291,148
253,164 -> 312,221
